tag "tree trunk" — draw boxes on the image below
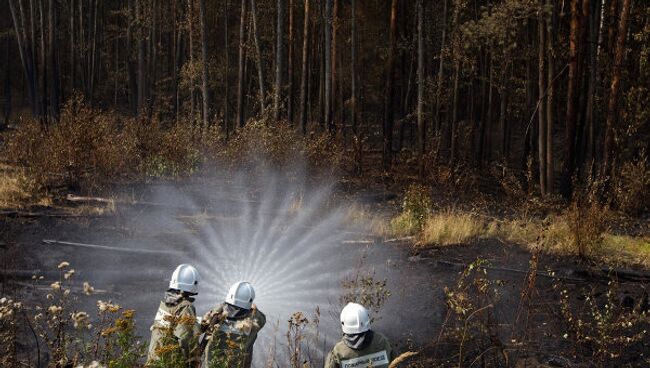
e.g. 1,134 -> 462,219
546,0 -> 555,194
69,0 -> 75,93
39,0 -> 47,122
299,0 -> 310,134
199,0 -> 209,125
287,0 -> 294,123
331,0 -> 338,130
275,0 -> 285,121
48,0 -> 59,119
564,0 -> 580,195
2,36 -> 11,126
8,0 -> 39,117
137,0 -> 146,114
173,2 -> 185,122
383,0 -> 398,168
603,0 -> 631,175
417,0 -> 425,177
585,0 -> 603,167
250,0 -> 266,113
324,0 -> 332,131
189,0 -> 196,118
450,60 -> 459,163
89,0 -> 98,105
350,0 -> 357,135
224,0 -> 230,135
435,0 -> 448,135
537,2 -> 547,196
236,0 -> 248,127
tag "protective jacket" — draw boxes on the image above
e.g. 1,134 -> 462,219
201,303 -> 266,368
146,291 -> 200,366
325,331 -> 393,368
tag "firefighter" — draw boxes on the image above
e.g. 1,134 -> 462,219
146,264 -> 201,366
325,303 -> 393,368
201,281 -> 266,368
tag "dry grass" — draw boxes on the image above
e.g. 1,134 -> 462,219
345,204 -> 390,237
421,211 -> 485,246
0,164 -> 48,209
600,234 -> 650,266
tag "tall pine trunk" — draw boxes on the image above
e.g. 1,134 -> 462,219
435,0 -> 448,135
299,0 -> 310,134
546,0 -> 555,194
287,0 -> 294,123
236,0 -> 248,127
199,0 -> 209,125
417,0 -> 425,177
8,0 -> 39,117
603,0 -> 631,175
564,0 -> 580,195
537,2 -> 547,196
383,0 -> 398,167
324,0 -> 332,131
48,0 -> 59,119
275,0 -> 285,121
250,0 -> 266,113
137,0 -> 146,114
350,0 -> 357,134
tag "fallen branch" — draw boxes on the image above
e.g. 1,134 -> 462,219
342,239 -> 375,245
434,260 -> 587,283
1,269 -> 167,280
43,239 -> 185,255
384,236 -> 415,243
0,210 -> 105,218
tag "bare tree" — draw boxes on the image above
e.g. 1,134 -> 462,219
324,0 -> 332,131
299,0 -> 310,134
250,0 -> 266,113
546,0 -> 555,194
287,0 -> 294,123
275,0 -> 285,121
8,0 -> 39,116
564,0 -> 579,194
603,0 -> 631,175
537,1 -> 547,196
417,0 -> 425,176
435,0 -> 448,134
350,0 -> 357,134
137,0 -> 146,114
236,0 -> 248,127
199,0 -> 209,125
383,0 -> 398,167
48,0 -> 59,119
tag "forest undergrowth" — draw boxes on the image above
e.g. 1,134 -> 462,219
0,97 -> 648,266
1,256 -> 648,367
0,98 -> 649,367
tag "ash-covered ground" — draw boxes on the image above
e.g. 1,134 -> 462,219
2,172 -> 649,367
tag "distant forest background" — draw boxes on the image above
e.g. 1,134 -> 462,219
0,0 -> 648,203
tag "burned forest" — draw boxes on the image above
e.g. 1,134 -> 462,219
0,0 -> 649,367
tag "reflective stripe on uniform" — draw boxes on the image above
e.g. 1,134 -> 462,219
217,321 -> 252,336
340,350 -> 389,368
153,308 -> 173,329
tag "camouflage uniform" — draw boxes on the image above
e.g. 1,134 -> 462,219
201,303 -> 266,368
146,291 -> 201,366
325,331 -> 392,368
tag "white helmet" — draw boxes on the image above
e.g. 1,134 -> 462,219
225,281 -> 255,310
340,303 -> 370,334
169,264 -> 200,294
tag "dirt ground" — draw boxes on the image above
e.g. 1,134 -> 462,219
1,178 -> 649,367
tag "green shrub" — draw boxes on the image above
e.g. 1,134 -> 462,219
390,184 -> 431,236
